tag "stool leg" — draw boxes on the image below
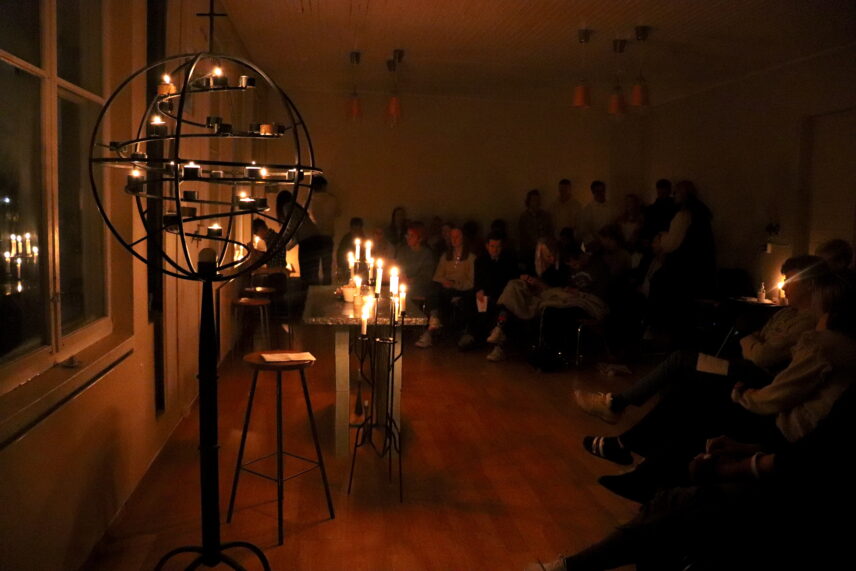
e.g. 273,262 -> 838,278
263,305 -> 271,349
275,372 -> 285,545
227,371 -> 259,523
299,369 -> 336,519
575,322 -> 584,367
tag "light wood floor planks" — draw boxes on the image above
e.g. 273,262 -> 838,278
83,325 -> 645,571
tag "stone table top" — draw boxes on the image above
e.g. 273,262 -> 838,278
302,285 -> 427,326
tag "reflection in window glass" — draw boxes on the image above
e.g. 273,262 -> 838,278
58,0 -> 102,94
0,61 -> 47,363
58,95 -> 105,335
0,0 -> 40,66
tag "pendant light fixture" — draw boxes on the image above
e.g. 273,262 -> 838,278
608,38 -> 627,117
631,26 -> 651,107
572,29 -> 592,108
386,49 -> 404,126
346,50 -> 363,121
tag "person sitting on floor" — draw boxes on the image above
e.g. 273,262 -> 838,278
415,227 -> 475,348
457,231 -> 518,350
395,221 -> 436,304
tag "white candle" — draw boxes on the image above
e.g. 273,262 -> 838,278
365,240 -> 373,261
3,251 -> 9,272
361,303 -> 370,335
347,251 -> 355,281
399,284 -> 407,313
24,233 -> 31,255
375,259 -> 384,295
16,257 -> 22,279
367,257 -> 374,279
354,238 -> 361,261
389,266 -> 399,296
17,235 -> 22,255
10,235 -> 16,257
32,246 -> 38,262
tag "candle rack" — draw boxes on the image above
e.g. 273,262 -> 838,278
347,292 -> 406,502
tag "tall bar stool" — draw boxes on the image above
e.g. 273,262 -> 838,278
226,351 -> 335,545
233,297 -> 272,351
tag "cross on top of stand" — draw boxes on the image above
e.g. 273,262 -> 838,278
196,0 -> 227,52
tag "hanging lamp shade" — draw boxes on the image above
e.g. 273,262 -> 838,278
608,87 -> 626,116
631,77 -> 650,107
346,92 -> 363,120
572,84 -> 591,108
387,94 -> 401,125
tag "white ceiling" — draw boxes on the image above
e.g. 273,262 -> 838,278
220,0 -> 856,103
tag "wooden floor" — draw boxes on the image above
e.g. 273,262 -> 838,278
83,324 -> 646,571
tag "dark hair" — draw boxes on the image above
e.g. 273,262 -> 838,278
251,218 -> 268,234
391,206 -> 406,226
276,190 -> 293,220
310,175 -> 328,190
525,189 -> 541,207
676,180 -> 712,220
781,255 -> 828,280
590,180 -> 605,192
815,273 -> 856,338
655,178 -> 672,191
559,178 -> 571,185
350,217 -> 364,228
598,223 -> 626,247
486,231 -> 505,243
815,239 -> 854,271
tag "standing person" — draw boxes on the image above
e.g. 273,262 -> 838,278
458,232 -> 518,350
551,178 -> 581,236
307,176 -> 338,281
518,189 -> 554,270
336,217 -> 364,282
576,180 -> 612,249
276,190 -> 332,287
395,222 -> 436,302
251,218 -> 287,270
415,227 -> 475,348
641,178 -> 676,244
385,206 -> 408,253
616,193 -> 645,252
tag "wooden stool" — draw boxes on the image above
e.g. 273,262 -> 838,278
226,351 -> 335,545
243,285 -> 276,297
232,297 -> 271,350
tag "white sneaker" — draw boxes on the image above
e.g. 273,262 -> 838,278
523,555 -> 567,571
428,315 -> 442,331
486,345 -> 505,361
486,325 -> 506,344
415,330 -> 433,348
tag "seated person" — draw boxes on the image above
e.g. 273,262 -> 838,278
251,218 -> 287,270
815,237 -> 854,278
336,216 -> 364,282
596,224 -> 632,280
575,255 -> 825,425
369,225 -> 395,261
415,227 -> 475,348
457,232 -> 518,350
394,221 -> 436,302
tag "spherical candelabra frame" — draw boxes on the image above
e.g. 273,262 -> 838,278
89,52 -> 322,571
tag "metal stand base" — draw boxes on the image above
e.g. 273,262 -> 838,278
154,540 -> 271,570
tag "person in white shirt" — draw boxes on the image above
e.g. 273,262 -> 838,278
551,178 -> 581,236
576,180 -> 612,248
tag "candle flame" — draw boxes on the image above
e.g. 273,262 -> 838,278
376,258 -> 384,268
24,233 -> 30,239
150,115 -> 165,125
131,168 -> 142,177
399,284 -> 407,293
186,161 -> 198,168
209,223 -> 222,230
390,266 -> 399,276
33,246 -> 38,255
213,67 -> 223,77
239,191 -> 248,199
260,167 -> 268,177
3,252 -> 9,260
162,74 -> 171,84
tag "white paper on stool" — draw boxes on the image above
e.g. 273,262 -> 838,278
261,352 -> 316,362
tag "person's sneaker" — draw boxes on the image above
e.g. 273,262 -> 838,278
457,333 -> 476,350
524,555 -> 567,571
428,314 -> 443,331
582,435 -> 634,465
486,325 -> 506,344
486,345 -> 506,361
415,330 -> 433,348
574,390 -> 621,424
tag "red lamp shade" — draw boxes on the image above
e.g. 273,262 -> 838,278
631,79 -> 649,107
608,88 -> 626,116
346,93 -> 362,120
572,84 -> 591,108
387,95 -> 401,125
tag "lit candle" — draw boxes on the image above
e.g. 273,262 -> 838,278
365,240 -> 373,261
375,258 -> 384,295
354,275 -> 362,291
399,284 -> 407,313
361,303 -> 370,335
212,66 -> 227,87
347,251 -> 355,281
245,161 -> 261,179
24,233 -> 31,255
157,74 -> 176,96
3,251 -> 9,272
207,223 -> 223,237
259,167 -> 268,178
10,234 -> 16,256
253,235 -> 261,249
127,168 -> 144,193
16,281 -> 22,293
259,124 -> 274,136
16,257 -> 22,279
238,196 -> 256,210
32,246 -> 38,262
16,234 -> 22,255
354,238 -> 361,261
148,115 -> 167,137
389,266 -> 399,295
182,162 -> 200,179
238,75 -> 255,89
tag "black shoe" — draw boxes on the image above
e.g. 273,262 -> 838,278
582,436 -> 634,465
598,470 -> 656,503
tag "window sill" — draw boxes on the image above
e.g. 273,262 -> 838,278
0,332 -> 134,451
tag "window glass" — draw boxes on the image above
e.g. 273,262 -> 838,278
58,94 -> 105,335
58,0 -> 102,94
0,0 -> 40,66
0,61 -> 47,363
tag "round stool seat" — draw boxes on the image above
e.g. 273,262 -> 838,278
234,297 -> 271,308
243,351 -> 315,371
244,286 -> 276,296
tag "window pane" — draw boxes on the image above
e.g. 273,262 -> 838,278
0,61 -> 47,363
0,0 -> 40,66
58,94 -> 105,335
58,0 -> 102,94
